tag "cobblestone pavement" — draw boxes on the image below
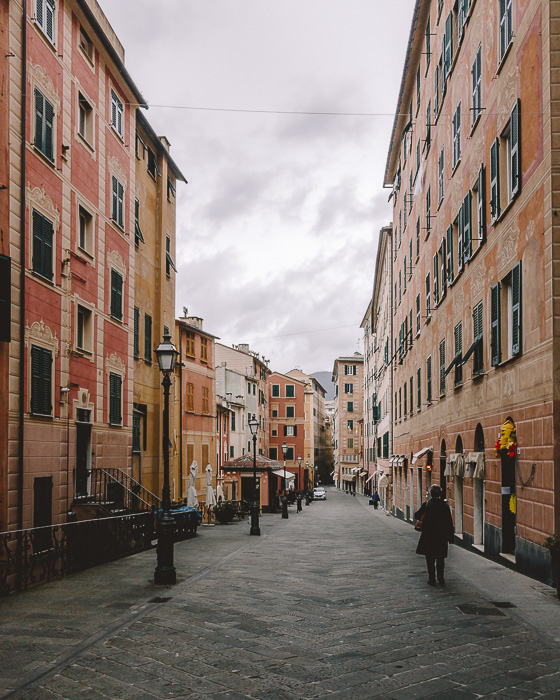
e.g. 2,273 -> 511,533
2,488 -> 560,699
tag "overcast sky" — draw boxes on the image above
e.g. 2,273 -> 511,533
103,0 -> 415,374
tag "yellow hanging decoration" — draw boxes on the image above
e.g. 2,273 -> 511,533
509,494 -> 516,514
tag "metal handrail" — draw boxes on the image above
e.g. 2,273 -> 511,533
75,468 -> 161,513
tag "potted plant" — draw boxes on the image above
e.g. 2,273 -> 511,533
213,500 -> 236,525
543,534 -> 560,600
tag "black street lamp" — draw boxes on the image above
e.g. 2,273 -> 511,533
281,441 -> 288,519
154,333 -> 178,585
305,461 -> 310,505
248,415 -> 260,536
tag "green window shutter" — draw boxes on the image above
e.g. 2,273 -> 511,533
511,262 -> 522,355
458,203 -> 464,273
144,313 -> 152,361
34,89 -> 44,152
44,98 -> 54,160
463,191 -> 472,263
444,12 -> 453,78
510,100 -> 520,197
31,345 -> 52,415
36,0 -> 43,27
477,165 -> 486,242
491,283 -> 501,366
473,301 -> 484,374
490,138 -> 500,222
454,322 -> 463,384
112,176 -> 118,221
110,269 -> 122,320
427,356 -> 432,402
133,307 -> 139,357
45,0 -> 55,42
440,239 -> 446,296
32,210 -> 53,280
109,372 -> 122,424
446,225 -> 453,283
499,0 -> 508,59
439,339 -> 445,395
433,253 -> 439,304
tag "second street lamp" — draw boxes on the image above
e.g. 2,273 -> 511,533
281,441 -> 288,519
154,333 -> 178,585
248,416 -> 260,536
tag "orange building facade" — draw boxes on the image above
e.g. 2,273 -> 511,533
384,0 -> 559,584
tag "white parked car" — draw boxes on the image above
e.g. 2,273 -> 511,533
313,487 -> 326,501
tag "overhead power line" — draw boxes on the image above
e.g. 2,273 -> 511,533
246,323 -> 359,342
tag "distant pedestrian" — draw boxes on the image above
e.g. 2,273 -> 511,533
414,485 -> 454,586
370,491 -> 380,509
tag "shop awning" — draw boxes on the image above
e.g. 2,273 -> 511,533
411,446 -> 433,465
330,470 -> 335,476
378,474 -> 389,488
366,474 -> 375,484
272,469 -> 296,481
376,458 -> 392,471
341,473 -> 356,482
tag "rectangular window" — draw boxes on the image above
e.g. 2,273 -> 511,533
439,238 -> 447,299
475,165 -> 486,246
133,307 -> 139,357
509,100 -> 521,199
490,138 -> 500,223
35,0 -> 55,43
498,261 -> 522,361
347,419 -> 354,432
167,177 -> 176,201
34,89 -> 54,161
111,176 -> 124,228
344,365 -> 356,375
462,191 -> 472,264
287,406 -> 295,418
426,17 -> 431,64
425,272 -> 431,317
144,314 -> 152,362
132,412 -> 141,452
426,101 -> 432,148
30,345 -> 52,415
110,269 -> 123,321
79,25 -> 93,61
201,337 -> 208,362
439,339 -> 446,396
452,102 -> 461,168
231,411 -> 236,431
76,304 -> 92,353
78,93 -> 93,144
403,383 -> 407,417
454,322 -> 463,386
472,46 -> 482,124
285,384 -> 295,397
78,205 -> 93,254
427,355 -> 432,403
344,383 -> 354,394
186,382 -> 194,411
499,0 -> 513,62
347,401 -> 354,412
32,209 -> 54,280
473,301 -> 484,374
185,332 -> 195,357
417,367 -> 422,410
348,438 -> 354,449
433,252 -> 439,306
416,293 -> 421,334
134,200 -> 144,247
491,282 -> 501,366
403,257 -> 407,291
446,224 -> 454,284
272,384 -> 280,397
202,387 -> 209,414
109,372 -> 122,425
410,376 -> 414,415
147,148 -> 158,178
110,89 -> 124,138
285,425 -> 295,437
438,147 -> 444,203
444,12 -> 453,80
425,187 -> 431,237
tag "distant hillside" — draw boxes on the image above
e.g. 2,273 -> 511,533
312,371 -> 335,401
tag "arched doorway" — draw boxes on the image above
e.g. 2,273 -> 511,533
440,439 -> 447,500
473,424 -> 485,546
455,435 -> 464,535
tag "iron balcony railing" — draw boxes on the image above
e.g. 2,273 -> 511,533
0,511 -> 154,597
74,468 -> 161,513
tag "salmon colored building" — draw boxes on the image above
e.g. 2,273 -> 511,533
385,0 -> 560,585
0,0 -> 182,533
268,372 -> 307,491
174,314 -> 218,504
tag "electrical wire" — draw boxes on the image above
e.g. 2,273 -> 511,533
245,323 -> 359,342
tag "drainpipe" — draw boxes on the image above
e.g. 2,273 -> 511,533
17,0 -> 28,532
389,227 -> 394,512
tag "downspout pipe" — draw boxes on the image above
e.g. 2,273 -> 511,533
178,328 -> 183,499
17,0 -> 27,532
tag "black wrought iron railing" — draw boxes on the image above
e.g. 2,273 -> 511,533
74,468 -> 161,513
0,512 -> 154,597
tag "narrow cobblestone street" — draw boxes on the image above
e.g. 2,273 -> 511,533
2,488 -> 560,699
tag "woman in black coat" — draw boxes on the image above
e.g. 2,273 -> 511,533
415,485 -> 454,586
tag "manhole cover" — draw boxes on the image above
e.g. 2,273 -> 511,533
457,604 -> 506,616
491,601 -> 516,608
150,596 -> 172,604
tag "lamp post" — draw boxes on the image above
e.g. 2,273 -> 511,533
281,441 -> 288,519
248,415 -> 260,536
305,461 -> 310,505
154,333 -> 178,585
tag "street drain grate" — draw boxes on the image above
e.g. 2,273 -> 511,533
491,601 -> 516,608
149,596 -> 172,604
457,604 -> 506,616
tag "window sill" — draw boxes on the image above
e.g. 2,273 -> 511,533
451,158 -> 461,177
143,359 -> 152,366
110,314 -> 123,324
110,218 -> 125,232
33,145 -> 55,168
495,353 -> 521,370
496,41 -> 514,76
74,247 -> 93,264
77,132 -> 95,155
74,347 -> 93,357
31,270 -> 55,286
470,112 -> 482,137
30,412 -> 53,420
493,193 -> 518,227
454,382 -> 463,391
111,125 -> 125,142
472,370 -> 485,381
78,44 -> 95,69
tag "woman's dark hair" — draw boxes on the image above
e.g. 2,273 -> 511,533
430,485 -> 443,499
